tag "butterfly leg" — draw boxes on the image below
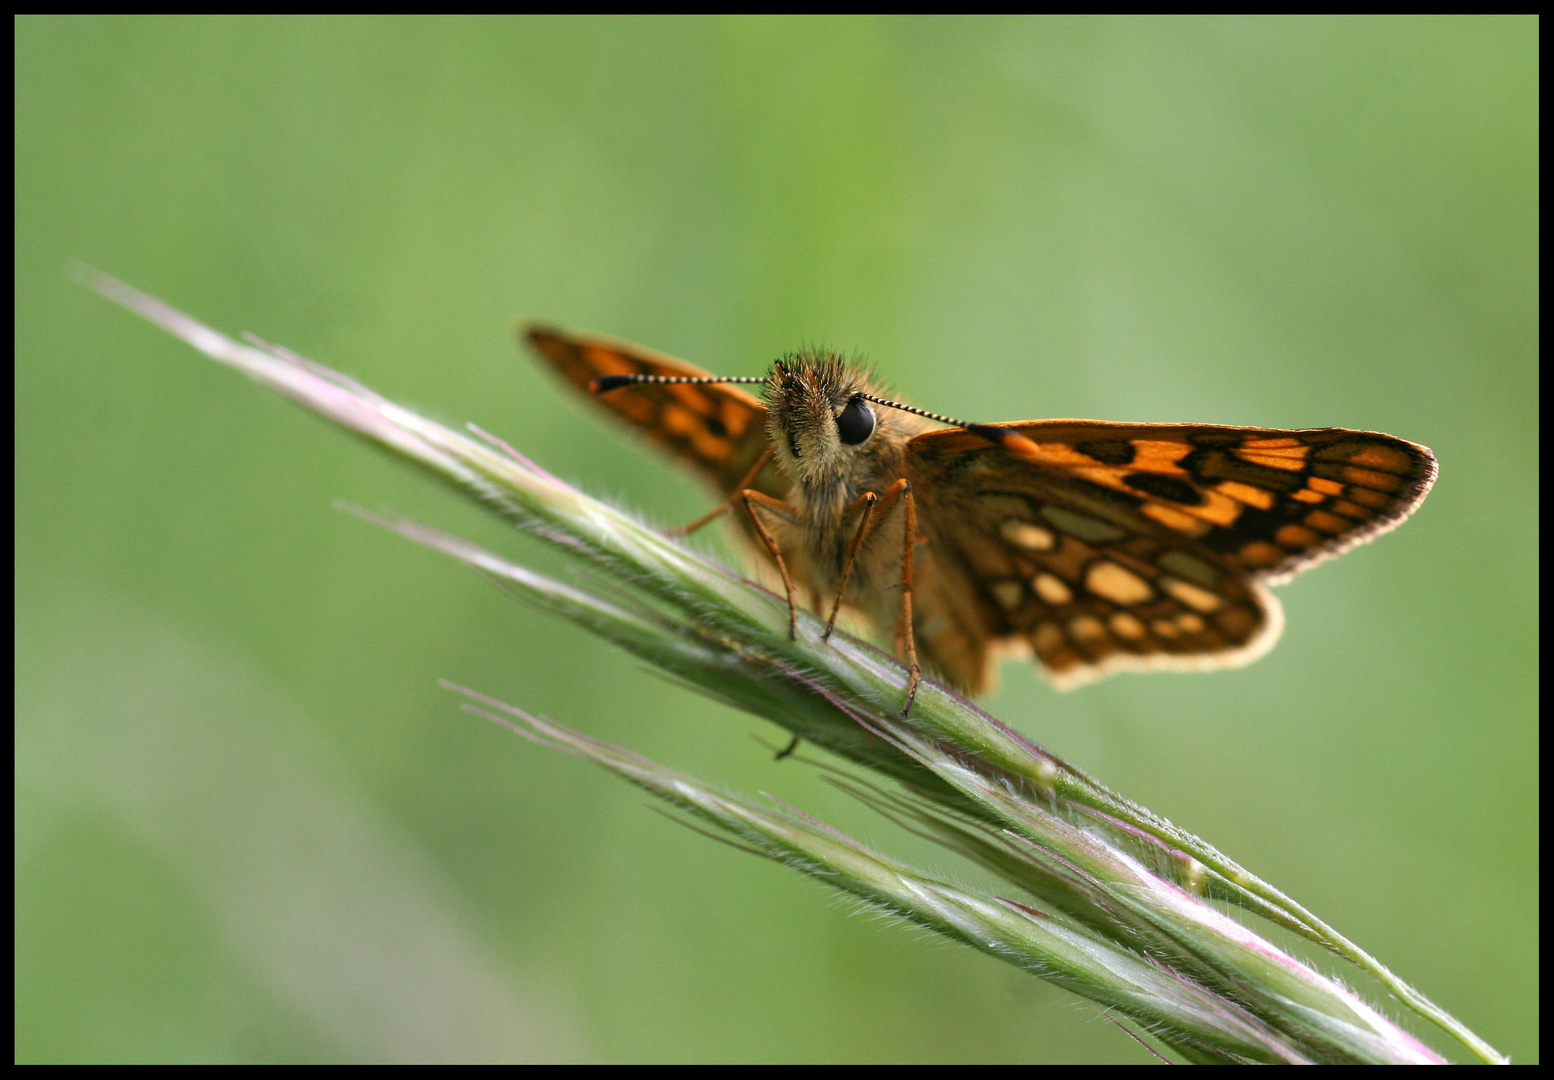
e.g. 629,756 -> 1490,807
822,490 -> 880,641
665,447 -> 773,537
740,489 -> 801,640
895,480 -> 921,716
855,478 -> 920,715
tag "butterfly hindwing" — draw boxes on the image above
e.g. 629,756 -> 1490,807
524,325 -> 784,501
906,421 -> 1435,689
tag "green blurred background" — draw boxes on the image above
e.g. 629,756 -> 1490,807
16,16 -> 1537,1063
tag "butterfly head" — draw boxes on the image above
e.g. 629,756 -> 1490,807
586,345 -> 983,490
762,350 -> 892,487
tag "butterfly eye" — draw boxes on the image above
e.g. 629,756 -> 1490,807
836,396 -> 876,445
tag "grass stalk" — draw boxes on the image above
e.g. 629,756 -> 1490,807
82,268 -> 1500,1063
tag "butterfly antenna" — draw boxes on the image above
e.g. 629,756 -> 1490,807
859,393 -> 1038,452
592,377 -> 1029,452
857,394 -> 971,429
591,373 -> 768,394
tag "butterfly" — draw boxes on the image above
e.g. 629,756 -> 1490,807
523,326 -> 1436,713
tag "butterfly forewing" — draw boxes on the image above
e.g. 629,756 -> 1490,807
906,421 -> 1435,689
524,325 -> 784,502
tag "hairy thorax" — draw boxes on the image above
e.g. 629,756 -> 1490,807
760,353 -> 930,600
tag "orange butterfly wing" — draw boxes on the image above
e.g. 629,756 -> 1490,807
523,325 -> 784,503
905,420 -> 1435,690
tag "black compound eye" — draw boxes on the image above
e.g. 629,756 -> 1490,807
836,396 -> 876,445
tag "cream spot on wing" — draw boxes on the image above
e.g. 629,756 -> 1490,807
1085,561 -> 1153,605
990,580 -> 1024,611
1176,613 -> 1205,634
1110,612 -> 1146,640
1000,520 -> 1056,551
1032,572 -> 1073,606
1069,615 -> 1107,642
1216,480 -> 1275,510
1161,576 -> 1223,613
1157,551 -> 1218,587
1151,618 -> 1180,639
1041,505 -> 1128,543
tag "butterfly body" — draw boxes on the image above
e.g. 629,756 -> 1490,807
524,326 -> 1436,699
